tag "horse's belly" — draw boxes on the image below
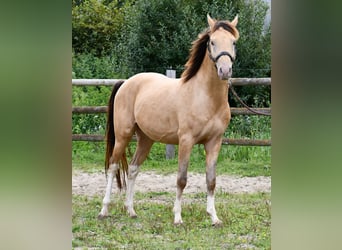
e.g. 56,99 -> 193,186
139,124 -> 179,144
135,111 -> 179,144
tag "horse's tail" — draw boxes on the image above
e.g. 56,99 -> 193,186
105,80 -> 128,190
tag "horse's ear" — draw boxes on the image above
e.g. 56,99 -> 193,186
231,15 -> 238,27
207,14 -> 215,30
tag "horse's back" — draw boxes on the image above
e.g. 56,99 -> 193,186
118,72 -> 178,93
114,72 -> 181,143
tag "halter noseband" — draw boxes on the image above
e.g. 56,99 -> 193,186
207,40 -> 235,64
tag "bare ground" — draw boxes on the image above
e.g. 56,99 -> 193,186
72,170 -> 271,196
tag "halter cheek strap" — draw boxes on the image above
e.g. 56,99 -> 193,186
207,40 -> 235,63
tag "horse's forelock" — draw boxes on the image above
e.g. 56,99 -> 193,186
213,21 -> 239,39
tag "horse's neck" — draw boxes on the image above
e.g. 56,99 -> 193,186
194,55 -> 229,103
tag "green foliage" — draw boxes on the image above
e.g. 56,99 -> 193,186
72,0 -> 271,105
112,0 -> 270,105
72,52 -> 119,79
231,0 -> 271,77
229,1 -> 271,107
72,192 -> 271,249
72,0 -> 129,55
227,115 -> 271,139
72,52 -> 119,135
72,84 -> 110,135
115,0 -> 191,76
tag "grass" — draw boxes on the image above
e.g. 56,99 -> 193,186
72,192 -> 271,249
72,115 -> 271,249
72,141 -> 271,177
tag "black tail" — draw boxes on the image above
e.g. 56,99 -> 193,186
105,80 -> 128,190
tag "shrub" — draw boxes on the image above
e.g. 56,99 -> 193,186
72,52 -> 117,134
72,0 -> 128,56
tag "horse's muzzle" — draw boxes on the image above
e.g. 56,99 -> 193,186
218,66 -> 232,80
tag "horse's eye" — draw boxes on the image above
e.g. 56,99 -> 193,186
210,41 -> 215,46
233,42 -> 237,52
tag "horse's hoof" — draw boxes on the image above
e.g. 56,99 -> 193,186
127,209 -> 137,218
212,220 -> 223,227
174,220 -> 183,226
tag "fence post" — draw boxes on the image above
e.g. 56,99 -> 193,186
165,69 -> 176,159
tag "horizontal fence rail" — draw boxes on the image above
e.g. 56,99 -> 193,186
72,134 -> 271,146
72,78 -> 271,146
72,78 -> 271,87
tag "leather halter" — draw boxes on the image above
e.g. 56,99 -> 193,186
207,40 -> 235,64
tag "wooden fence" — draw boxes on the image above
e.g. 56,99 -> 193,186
72,78 -> 271,146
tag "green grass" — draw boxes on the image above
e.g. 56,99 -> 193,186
72,141 -> 271,177
72,115 -> 271,249
72,192 -> 271,249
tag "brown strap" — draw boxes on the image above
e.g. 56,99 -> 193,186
228,79 -> 271,116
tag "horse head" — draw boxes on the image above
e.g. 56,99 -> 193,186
207,14 -> 239,80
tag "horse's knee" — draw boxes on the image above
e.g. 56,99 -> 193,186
206,175 -> 216,192
177,175 -> 187,190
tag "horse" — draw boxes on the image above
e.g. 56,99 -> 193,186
98,14 -> 239,226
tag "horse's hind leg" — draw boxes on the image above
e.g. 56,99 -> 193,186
204,137 -> 223,226
125,128 -> 154,217
98,137 -> 131,219
98,162 -> 118,219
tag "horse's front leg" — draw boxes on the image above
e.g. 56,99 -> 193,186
204,137 -> 223,226
173,137 -> 193,225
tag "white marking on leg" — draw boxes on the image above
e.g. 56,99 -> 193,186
173,188 -> 183,224
125,165 -> 139,217
207,193 -> 222,225
98,164 -> 118,218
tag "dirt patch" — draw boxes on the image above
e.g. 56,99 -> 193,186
72,170 -> 270,196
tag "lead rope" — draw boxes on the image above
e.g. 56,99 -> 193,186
228,79 -> 271,116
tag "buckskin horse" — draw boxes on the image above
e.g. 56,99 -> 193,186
98,14 -> 239,226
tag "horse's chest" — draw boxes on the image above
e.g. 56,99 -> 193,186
188,109 -> 230,139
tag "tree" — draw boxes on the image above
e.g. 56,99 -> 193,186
115,0 -> 191,76
114,0 -> 270,106
72,0 -> 129,56
72,0 -> 271,107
